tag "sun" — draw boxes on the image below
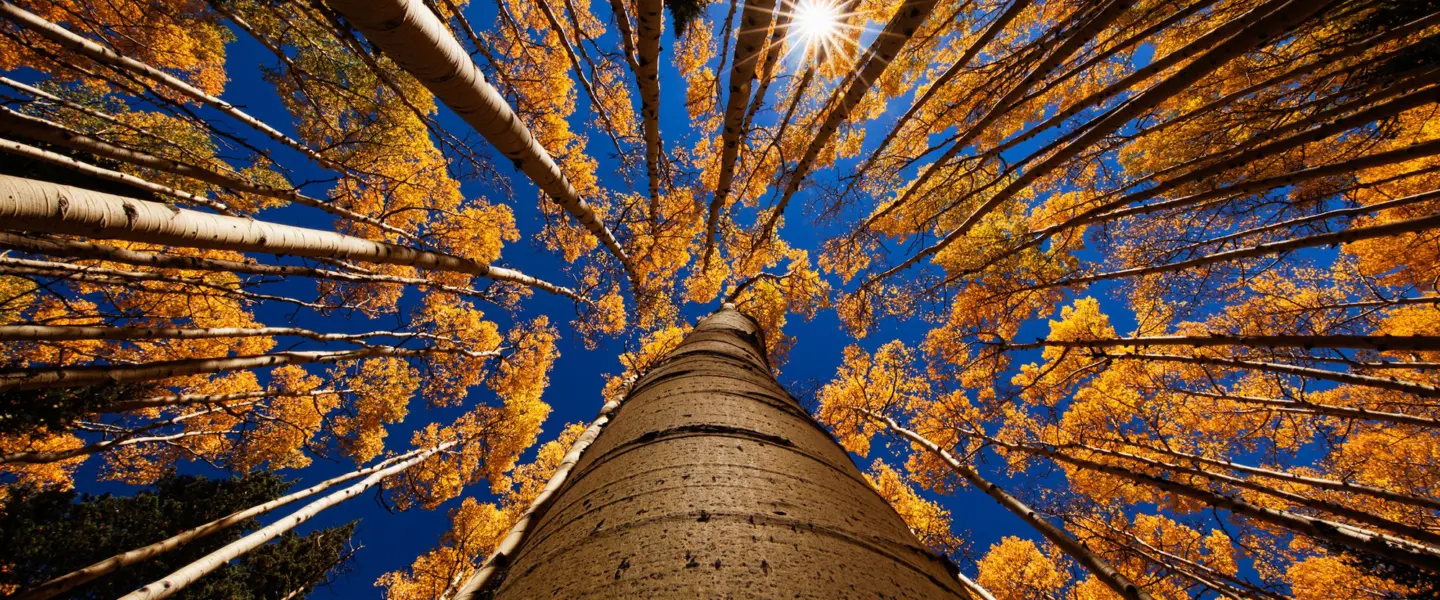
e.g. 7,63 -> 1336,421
790,0 -> 842,48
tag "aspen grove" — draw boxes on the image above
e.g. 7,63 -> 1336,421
0,0 -> 1437,597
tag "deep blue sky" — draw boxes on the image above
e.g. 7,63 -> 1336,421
52,2 -> 1106,596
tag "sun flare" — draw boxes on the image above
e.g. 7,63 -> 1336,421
790,0 -> 842,48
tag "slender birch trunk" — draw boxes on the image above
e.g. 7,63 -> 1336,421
0,136 -> 235,214
633,0 -> 664,210
866,0 -> 1329,287
701,0 -> 777,267
0,175 -> 581,299
0,402 -> 255,464
882,0 -> 1133,223
866,411 -> 1154,600
0,1 -> 342,171
736,11 -> 790,141
0,233 -> 510,303
451,377 -> 632,599
0,111 -> 427,244
105,388 -> 348,413
468,307 -> 972,598
977,434 -> 1440,573
998,333 -> 1440,352
117,442 -> 454,600
1088,438 -> 1440,511
1178,389 -> 1440,428
0,429 -> 228,465
1096,352 -> 1440,398
0,324 -> 437,344
0,346 -> 492,391
9,448 -> 423,600
1062,441 -> 1440,547
1035,195 -> 1440,291
322,0 -> 636,278
838,0 -> 1033,204
1074,517 -> 1289,600
755,0 -> 944,246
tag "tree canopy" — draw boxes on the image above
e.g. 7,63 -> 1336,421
1,0 -> 1438,597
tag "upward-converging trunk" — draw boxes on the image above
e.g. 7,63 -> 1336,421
475,307 -> 972,598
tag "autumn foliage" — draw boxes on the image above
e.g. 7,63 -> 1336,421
2,0 -> 1439,597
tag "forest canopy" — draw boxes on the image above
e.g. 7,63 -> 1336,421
0,0 -> 1438,597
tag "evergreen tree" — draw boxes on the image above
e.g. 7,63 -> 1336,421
0,472 -> 355,599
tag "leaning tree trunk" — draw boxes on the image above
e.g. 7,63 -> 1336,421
476,306 -> 972,598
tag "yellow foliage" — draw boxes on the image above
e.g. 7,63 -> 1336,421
976,537 -> 1070,600
816,340 -> 927,456
864,459 -> 963,556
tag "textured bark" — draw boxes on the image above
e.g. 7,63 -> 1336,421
869,411 -> 1153,600
0,233 -> 508,303
0,346 -> 489,391
701,0 -> 777,267
0,175 -> 581,299
8,448 -> 422,600
633,0 -> 664,209
481,307 -> 971,598
323,0 -> 636,278
0,135 -> 235,214
453,377 -> 632,599
119,442 -> 453,600
0,1 -> 339,172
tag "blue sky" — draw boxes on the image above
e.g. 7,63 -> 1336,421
48,1 -> 1139,595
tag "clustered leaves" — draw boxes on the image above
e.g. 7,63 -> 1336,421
3,0 -> 1440,597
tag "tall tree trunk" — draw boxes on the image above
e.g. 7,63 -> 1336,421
119,441 -> 456,600
867,410 -> 1153,600
0,346 -> 489,391
474,307 -> 972,598
323,0 -> 637,279
0,175 -> 581,299
756,0 -> 944,247
10,448 -> 425,600
633,0 -> 664,211
701,0 -> 777,268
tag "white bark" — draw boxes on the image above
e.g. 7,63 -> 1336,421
1000,333 -> 1440,352
323,0 -> 635,277
0,136 -> 234,214
0,109 -> 424,244
1103,438 -> 1440,511
701,0 -> 777,267
0,233 -> 523,303
0,1 -> 342,172
452,377 -> 633,600
0,324 -> 435,344
866,411 -> 1155,600
634,0 -> 664,208
757,0 -> 944,246
106,388 -> 347,413
1179,389 -> 1440,428
117,442 -> 453,600
9,447 -> 419,600
0,346 -> 488,391
0,175 -> 580,298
